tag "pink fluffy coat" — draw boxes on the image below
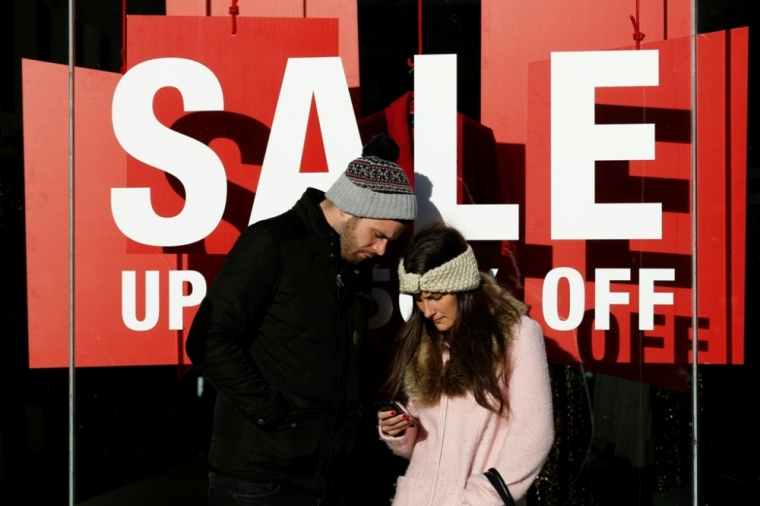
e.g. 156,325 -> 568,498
380,316 -> 554,506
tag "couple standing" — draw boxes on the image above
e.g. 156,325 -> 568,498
186,135 -> 554,506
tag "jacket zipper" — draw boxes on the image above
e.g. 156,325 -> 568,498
322,253 -> 348,497
427,396 -> 450,506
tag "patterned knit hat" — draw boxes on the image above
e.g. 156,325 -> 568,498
325,135 -> 417,221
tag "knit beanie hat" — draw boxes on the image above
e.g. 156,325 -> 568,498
325,135 -> 417,221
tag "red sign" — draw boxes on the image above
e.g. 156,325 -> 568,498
23,9 -> 748,391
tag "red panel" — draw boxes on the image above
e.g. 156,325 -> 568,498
23,60 -> 70,367
523,30 -> 748,383
696,28 -> 748,365
164,0 -> 206,16
728,30 -> 748,365
23,60 -> 178,368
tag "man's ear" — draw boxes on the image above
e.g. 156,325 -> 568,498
338,209 -> 357,222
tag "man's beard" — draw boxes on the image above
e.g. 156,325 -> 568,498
337,216 -> 363,264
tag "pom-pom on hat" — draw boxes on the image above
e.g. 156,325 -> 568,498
325,135 -> 417,221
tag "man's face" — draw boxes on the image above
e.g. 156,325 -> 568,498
337,216 -> 406,264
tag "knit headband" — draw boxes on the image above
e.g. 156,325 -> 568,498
398,245 -> 481,294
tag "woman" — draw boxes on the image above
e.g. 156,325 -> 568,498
378,223 -> 554,506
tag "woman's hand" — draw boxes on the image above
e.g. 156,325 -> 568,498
377,409 -> 413,436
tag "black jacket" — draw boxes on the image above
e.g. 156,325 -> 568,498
186,188 -> 373,495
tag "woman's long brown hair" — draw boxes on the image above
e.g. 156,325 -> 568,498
384,223 -> 525,414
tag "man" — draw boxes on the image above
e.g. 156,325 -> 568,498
186,135 -> 416,506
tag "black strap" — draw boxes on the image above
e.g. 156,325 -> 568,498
484,468 -> 516,506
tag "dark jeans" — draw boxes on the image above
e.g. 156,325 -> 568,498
207,472 -> 324,506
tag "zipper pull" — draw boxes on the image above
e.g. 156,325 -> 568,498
336,274 -> 344,288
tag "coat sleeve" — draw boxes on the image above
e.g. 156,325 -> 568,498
377,401 -> 420,459
462,316 -> 555,506
185,225 -> 290,430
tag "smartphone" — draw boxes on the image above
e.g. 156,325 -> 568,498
374,400 -> 415,427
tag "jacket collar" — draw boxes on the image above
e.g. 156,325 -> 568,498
292,188 -> 340,254
292,188 -> 377,279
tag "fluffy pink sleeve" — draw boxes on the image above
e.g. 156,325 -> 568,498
378,402 -> 420,460
462,316 -> 555,506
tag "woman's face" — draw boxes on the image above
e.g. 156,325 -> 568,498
415,292 -> 458,332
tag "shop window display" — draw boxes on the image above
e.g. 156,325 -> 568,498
0,1 -> 757,504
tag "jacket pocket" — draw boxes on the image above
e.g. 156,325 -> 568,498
262,407 -> 325,463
